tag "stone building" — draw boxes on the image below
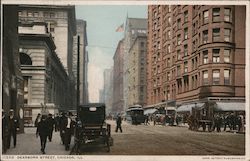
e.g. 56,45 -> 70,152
147,5 -> 245,108
103,68 -> 113,114
2,5 -> 24,132
19,22 -> 70,125
73,20 -> 89,105
128,34 -> 147,107
123,17 -> 147,110
112,39 -> 124,113
18,5 -> 77,111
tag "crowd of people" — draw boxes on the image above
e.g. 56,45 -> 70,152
2,110 -> 76,154
186,112 -> 245,132
35,111 -> 76,154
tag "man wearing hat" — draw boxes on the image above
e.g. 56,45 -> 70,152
36,115 -> 49,154
61,112 -> 75,151
7,109 -> 19,148
47,113 -> 55,142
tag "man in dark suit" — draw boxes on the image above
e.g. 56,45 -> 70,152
36,115 -> 49,154
115,114 -> 122,133
7,109 -> 19,148
61,112 -> 75,151
47,114 -> 55,142
59,112 -> 67,145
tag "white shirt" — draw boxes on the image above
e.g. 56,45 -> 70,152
67,117 -> 71,128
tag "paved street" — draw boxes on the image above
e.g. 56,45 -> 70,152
4,120 -> 245,155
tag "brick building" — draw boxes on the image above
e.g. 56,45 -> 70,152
147,5 -> 245,108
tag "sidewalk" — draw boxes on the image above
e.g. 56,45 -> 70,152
4,127 -> 70,155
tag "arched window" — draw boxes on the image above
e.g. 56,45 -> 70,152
20,53 -> 32,65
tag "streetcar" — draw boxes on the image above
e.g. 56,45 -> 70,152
125,105 -> 145,125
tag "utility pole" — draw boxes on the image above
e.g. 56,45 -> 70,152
77,35 -> 80,115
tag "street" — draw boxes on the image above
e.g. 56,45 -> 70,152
4,120 -> 245,155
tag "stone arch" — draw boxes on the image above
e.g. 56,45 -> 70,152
20,53 -> 32,65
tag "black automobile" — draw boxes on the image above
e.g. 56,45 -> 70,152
71,103 -> 113,154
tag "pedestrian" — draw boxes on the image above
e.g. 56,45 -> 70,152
47,113 -> 55,142
61,112 -> 75,151
115,114 -> 122,133
35,113 -> 41,127
59,112 -> 67,145
7,109 -> 19,149
54,113 -> 60,132
2,109 -> 9,153
36,115 -> 49,154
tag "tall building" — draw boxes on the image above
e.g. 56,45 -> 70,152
18,5 -> 77,110
123,17 -> 147,110
128,34 -> 147,107
2,5 -> 24,132
147,5 -> 245,107
103,68 -> 113,114
73,20 -> 89,105
112,39 -> 124,113
19,22 -> 70,124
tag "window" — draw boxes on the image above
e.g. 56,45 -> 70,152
177,66 -> 181,77
177,19 -> 181,29
213,8 -> 220,22
34,12 -> 39,17
168,17 -> 171,26
20,53 -> 32,65
203,50 -> 208,64
50,12 -> 55,18
224,69 -> 230,85
184,61 -> 188,73
49,23 -> 55,33
27,11 -> 33,17
158,41 -> 161,49
177,50 -> 181,60
184,28 -> 188,40
167,44 -> 171,53
224,29 -> 231,42
224,49 -> 230,63
203,10 -> 209,24
184,11 -> 188,22
141,42 -> 145,47
213,49 -> 220,63
167,30 -> 171,40
154,11 -> 157,18
167,58 -> 170,67
18,11 -> 22,17
203,30 -> 208,43
213,70 -> 220,85
224,8 -> 231,22
44,12 -> 49,18
184,44 -> 188,57
203,70 -> 208,85
167,72 -> 170,81
177,34 -> 181,45
213,28 -> 220,42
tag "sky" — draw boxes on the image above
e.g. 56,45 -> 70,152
76,5 -> 147,102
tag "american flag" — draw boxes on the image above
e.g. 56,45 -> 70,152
116,23 -> 124,32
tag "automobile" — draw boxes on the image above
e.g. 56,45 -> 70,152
71,103 -> 113,154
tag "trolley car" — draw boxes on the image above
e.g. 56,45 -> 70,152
125,105 -> 144,125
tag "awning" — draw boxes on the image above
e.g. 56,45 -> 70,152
215,102 -> 245,111
176,103 -> 205,113
144,108 -> 157,115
